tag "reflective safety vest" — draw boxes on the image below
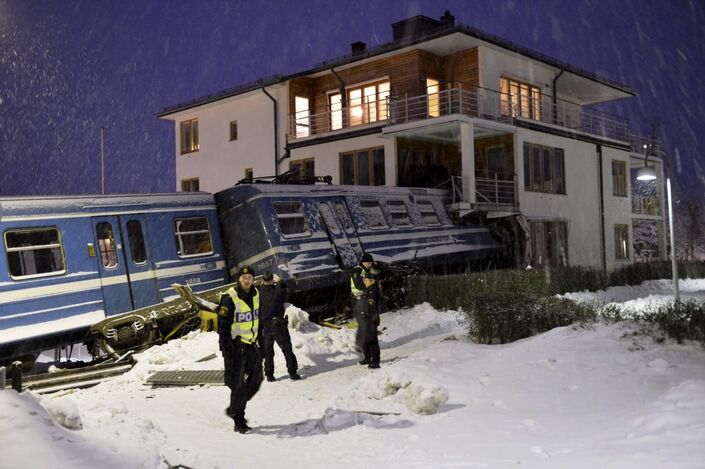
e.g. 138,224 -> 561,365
222,287 -> 260,344
350,266 -> 367,298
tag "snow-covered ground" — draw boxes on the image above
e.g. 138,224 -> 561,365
2,280 -> 705,468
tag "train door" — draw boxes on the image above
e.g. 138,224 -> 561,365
92,216 -> 134,316
319,199 -> 363,268
117,215 -> 159,308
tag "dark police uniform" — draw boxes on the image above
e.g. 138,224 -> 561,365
351,254 -> 381,368
258,272 -> 300,381
217,265 -> 263,433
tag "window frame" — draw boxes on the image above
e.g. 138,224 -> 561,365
4,227 -> 67,280
523,142 -> 566,195
386,199 -> 412,227
181,178 -> 199,192
229,120 -> 238,141
180,118 -> 199,154
173,217 -> 214,258
426,78 -> 440,118
294,96 -> 310,138
612,160 -> 627,197
328,78 -> 390,130
289,158 -> 315,181
126,219 -> 148,265
339,146 -> 385,186
416,200 -> 441,226
614,224 -> 630,260
530,220 -> 569,267
359,199 -> 389,230
273,201 -> 311,238
501,77 -> 542,120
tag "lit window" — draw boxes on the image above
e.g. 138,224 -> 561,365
180,118 -> 199,154
5,228 -> 66,279
96,222 -> 118,268
427,78 -> 440,117
501,78 -> 541,120
173,217 -> 213,257
329,93 -> 343,130
295,97 -> 310,137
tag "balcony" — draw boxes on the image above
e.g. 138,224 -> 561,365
442,175 -> 519,210
287,85 -> 658,154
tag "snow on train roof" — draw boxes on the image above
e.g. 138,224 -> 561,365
0,192 -> 216,219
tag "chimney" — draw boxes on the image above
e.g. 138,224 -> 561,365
440,10 -> 455,28
351,41 -> 367,56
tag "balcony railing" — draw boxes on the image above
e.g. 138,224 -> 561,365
287,86 -> 659,154
632,195 -> 661,216
441,175 -> 518,208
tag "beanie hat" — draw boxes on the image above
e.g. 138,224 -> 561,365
238,265 -> 255,278
361,253 -> 373,263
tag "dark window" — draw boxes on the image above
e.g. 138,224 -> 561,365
386,200 -> 411,227
180,118 -> 199,154
126,220 -> 147,264
524,143 -> 566,194
173,217 -> 213,257
614,224 -> 630,260
612,160 -> 627,197
5,228 -> 66,279
417,200 -> 440,226
289,158 -> 315,181
273,202 -> 309,237
340,147 -> 385,185
359,199 -> 388,229
530,220 -> 569,266
244,168 -> 253,181
230,120 -> 238,141
181,178 -> 199,192
96,222 -> 119,268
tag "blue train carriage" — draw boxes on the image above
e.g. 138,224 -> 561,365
214,183 -> 501,317
0,193 -> 228,366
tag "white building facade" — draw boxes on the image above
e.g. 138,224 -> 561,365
159,12 -> 665,271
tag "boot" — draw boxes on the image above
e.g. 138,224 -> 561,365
266,374 -> 276,382
368,362 -> 380,369
289,372 -> 301,381
233,415 -> 251,434
358,358 -> 370,365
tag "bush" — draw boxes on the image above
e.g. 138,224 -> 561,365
643,300 -> 705,347
461,291 -> 596,344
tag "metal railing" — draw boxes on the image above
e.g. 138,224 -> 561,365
440,174 -> 518,208
287,85 -> 659,154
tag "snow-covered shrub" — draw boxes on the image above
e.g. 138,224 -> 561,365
645,300 -> 705,346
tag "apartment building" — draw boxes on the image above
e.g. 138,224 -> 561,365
158,11 -> 665,271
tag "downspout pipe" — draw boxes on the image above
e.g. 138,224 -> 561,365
597,143 -> 606,273
261,87 -> 279,176
552,69 -> 565,125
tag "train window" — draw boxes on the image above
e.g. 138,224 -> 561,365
96,222 -> 119,268
173,217 -> 213,257
386,200 -> 411,227
360,199 -> 388,229
273,202 -> 310,237
5,227 -> 66,279
417,200 -> 440,226
126,220 -> 148,264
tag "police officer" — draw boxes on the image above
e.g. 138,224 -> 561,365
217,265 -> 263,434
351,253 -> 381,368
258,270 -> 300,382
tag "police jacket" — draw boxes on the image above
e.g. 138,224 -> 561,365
258,282 -> 288,322
217,285 -> 260,350
351,264 -> 378,298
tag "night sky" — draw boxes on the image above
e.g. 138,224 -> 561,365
1,0 -> 703,200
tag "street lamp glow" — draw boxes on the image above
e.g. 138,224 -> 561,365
636,166 -> 657,181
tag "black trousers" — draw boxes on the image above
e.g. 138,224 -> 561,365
223,340 -> 263,419
262,318 -> 298,376
354,299 -> 380,365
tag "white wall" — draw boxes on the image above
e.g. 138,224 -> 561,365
602,146 -> 634,271
170,84 -> 288,193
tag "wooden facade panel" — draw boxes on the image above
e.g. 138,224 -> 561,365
451,48 -> 479,88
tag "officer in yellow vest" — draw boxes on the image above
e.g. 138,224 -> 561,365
351,253 -> 381,368
218,265 -> 263,433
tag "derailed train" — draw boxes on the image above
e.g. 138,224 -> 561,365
0,182 -> 501,365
